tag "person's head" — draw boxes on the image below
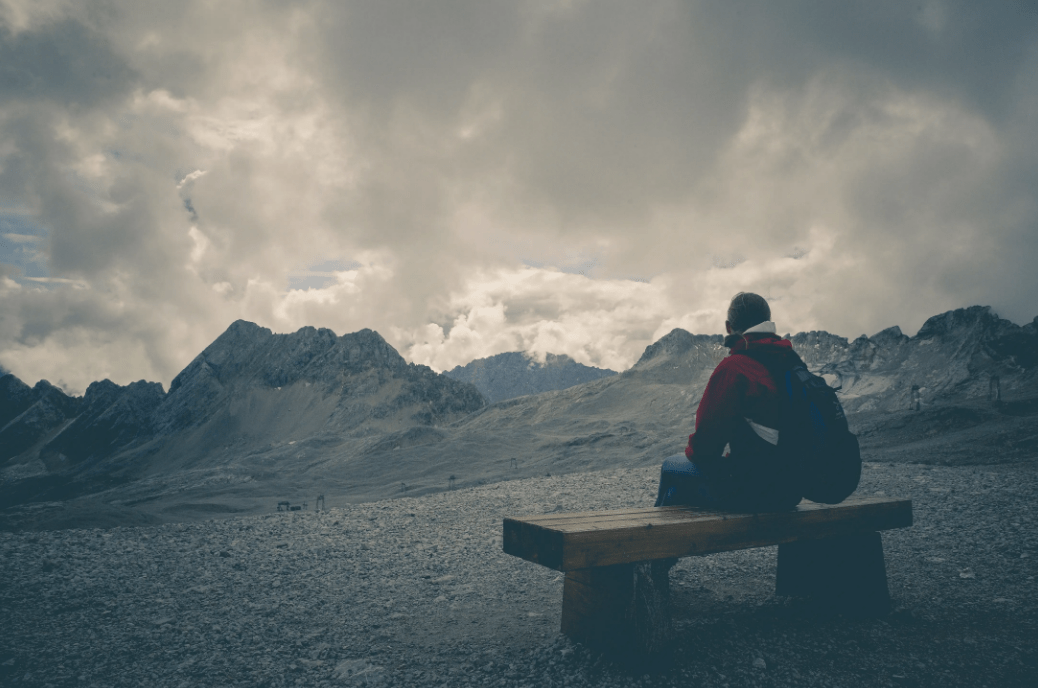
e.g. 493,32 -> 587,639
725,292 -> 771,335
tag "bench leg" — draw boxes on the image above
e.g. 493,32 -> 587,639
776,531 -> 890,616
562,559 -> 674,658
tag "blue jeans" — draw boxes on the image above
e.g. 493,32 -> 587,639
654,454 -> 724,508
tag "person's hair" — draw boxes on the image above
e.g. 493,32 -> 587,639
726,292 -> 771,334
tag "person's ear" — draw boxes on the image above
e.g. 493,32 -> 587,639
725,321 -> 732,334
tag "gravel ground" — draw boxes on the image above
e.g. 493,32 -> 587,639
2,460 -> 1036,688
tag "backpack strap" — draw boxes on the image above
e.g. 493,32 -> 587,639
733,346 -> 806,394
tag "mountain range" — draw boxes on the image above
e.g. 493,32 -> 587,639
1,305 -> 1036,530
444,352 -> 616,403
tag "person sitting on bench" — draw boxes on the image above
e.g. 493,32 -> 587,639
656,291 -> 802,511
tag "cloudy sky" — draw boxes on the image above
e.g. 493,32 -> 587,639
1,1 -> 1036,394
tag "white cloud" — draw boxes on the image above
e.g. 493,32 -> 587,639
176,169 -> 206,189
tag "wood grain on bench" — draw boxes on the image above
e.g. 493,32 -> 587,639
504,495 -> 912,571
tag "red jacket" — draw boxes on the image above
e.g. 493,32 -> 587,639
685,333 -> 794,466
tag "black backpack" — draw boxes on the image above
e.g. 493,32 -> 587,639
736,348 -> 861,504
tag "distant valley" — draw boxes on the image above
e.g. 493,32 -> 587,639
2,305 -> 1036,530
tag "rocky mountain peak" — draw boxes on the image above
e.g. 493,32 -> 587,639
444,351 -> 616,404
633,329 -> 724,368
542,353 -> 576,366
787,331 -> 854,369
171,322 -> 410,395
914,305 -> 1011,340
160,320 -> 485,436
635,328 -> 694,365
870,325 -> 909,347
82,379 -> 124,410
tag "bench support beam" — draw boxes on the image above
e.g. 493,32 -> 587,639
562,559 -> 675,658
776,531 -> 890,616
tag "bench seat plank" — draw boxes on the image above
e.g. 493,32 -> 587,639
503,495 -> 912,571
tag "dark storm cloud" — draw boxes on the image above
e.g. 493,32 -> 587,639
0,18 -> 137,106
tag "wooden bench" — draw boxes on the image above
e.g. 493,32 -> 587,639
503,495 -> 912,657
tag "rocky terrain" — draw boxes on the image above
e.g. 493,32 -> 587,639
444,351 -> 616,403
1,458 -> 1035,687
1,305 -> 1036,531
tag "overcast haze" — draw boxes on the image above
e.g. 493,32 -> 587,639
1,1 -> 1036,394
